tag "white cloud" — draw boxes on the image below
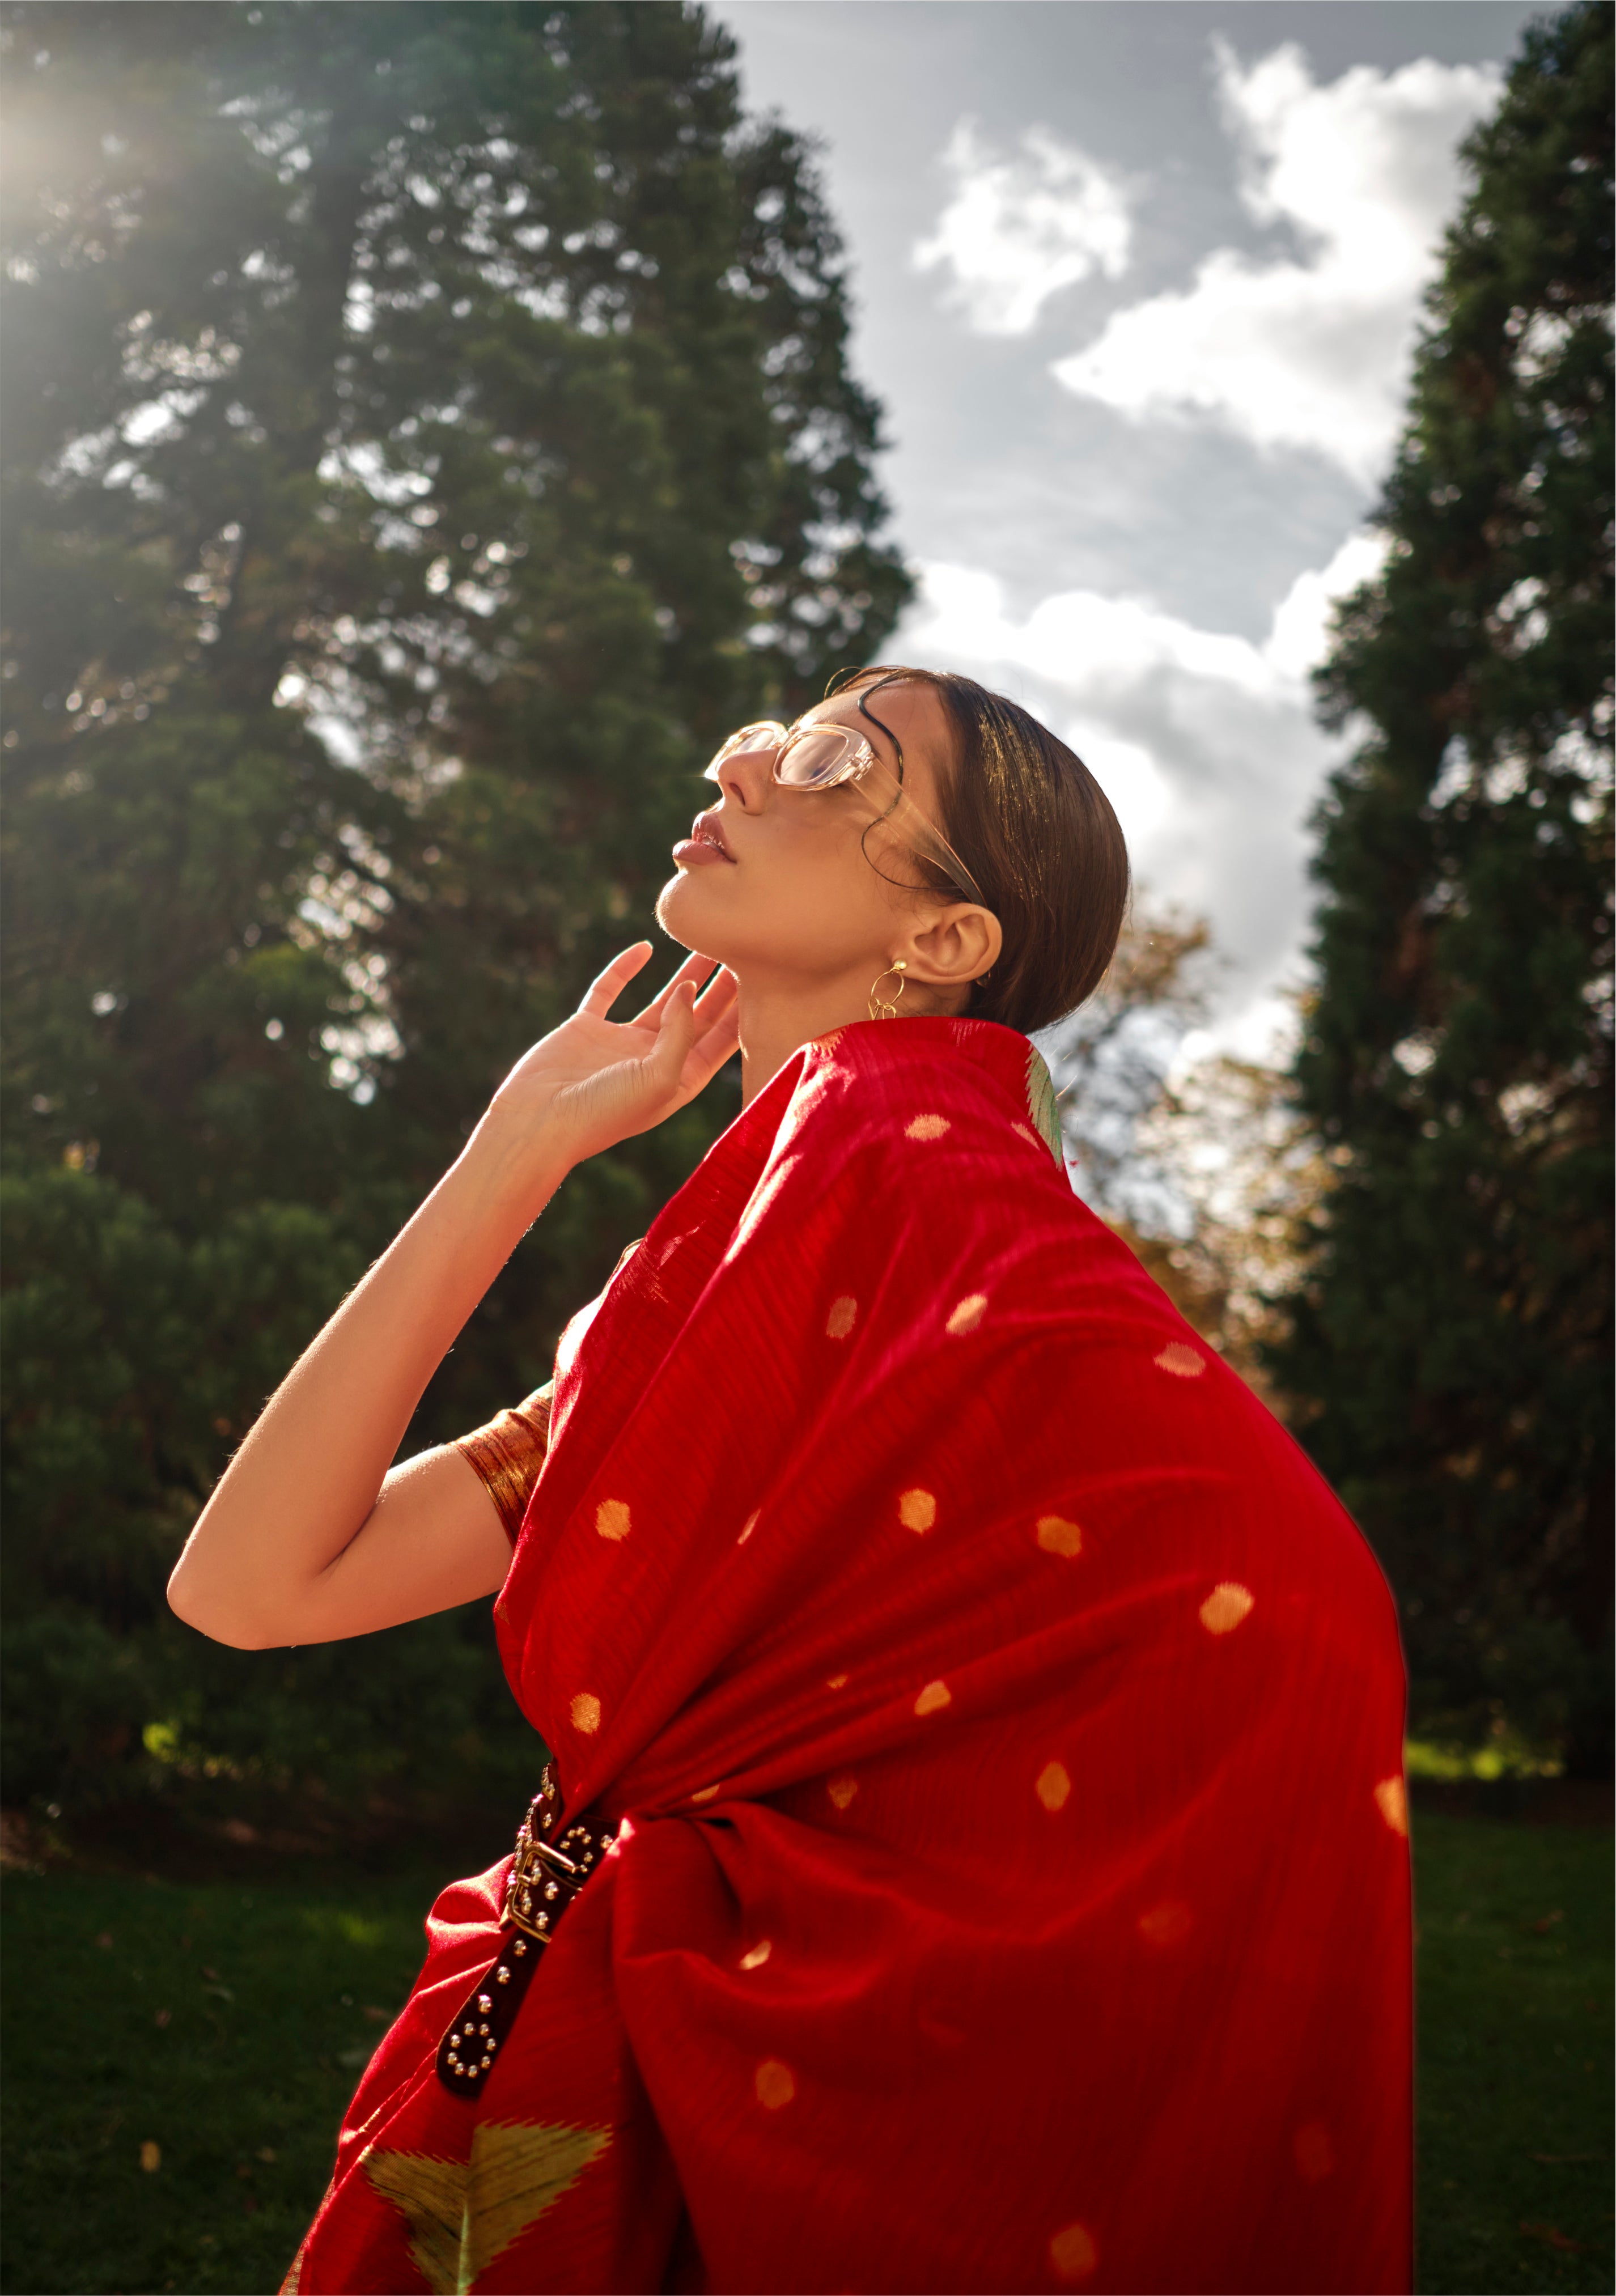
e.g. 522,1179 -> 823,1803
894,534 -> 1385,1055
1264,529 -> 1390,682
914,119 -> 1133,337
1052,43 -> 1500,481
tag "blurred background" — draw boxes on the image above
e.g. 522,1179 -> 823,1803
1,3 -> 1609,2290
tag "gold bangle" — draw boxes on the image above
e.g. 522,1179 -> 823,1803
455,1384 -> 553,1543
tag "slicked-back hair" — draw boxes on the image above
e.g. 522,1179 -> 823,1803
829,665 -> 1130,1035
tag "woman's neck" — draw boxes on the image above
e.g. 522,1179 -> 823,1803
734,970 -> 964,1109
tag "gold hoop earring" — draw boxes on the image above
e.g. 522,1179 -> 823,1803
868,958 -> 907,1021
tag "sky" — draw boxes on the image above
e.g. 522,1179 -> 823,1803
712,1 -> 1542,1060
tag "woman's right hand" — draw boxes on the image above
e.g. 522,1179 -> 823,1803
476,943 -> 740,1174
168,943 -> 737,1651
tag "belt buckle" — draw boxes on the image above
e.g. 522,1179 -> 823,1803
504,1815 -> 575,1940
501,1771 -> 614,1943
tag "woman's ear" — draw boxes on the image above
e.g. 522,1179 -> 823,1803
904,903 -> 1003,991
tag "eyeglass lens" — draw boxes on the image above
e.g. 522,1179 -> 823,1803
711,724 -> 785,770
709,723 -> 860,788
772,729 -> 858,787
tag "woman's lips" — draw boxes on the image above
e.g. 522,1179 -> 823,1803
671,836 -> 736,867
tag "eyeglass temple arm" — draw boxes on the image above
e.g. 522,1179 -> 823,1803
863,760 -> 986,907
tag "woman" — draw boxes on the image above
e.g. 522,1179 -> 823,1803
170,668 -> 1412,2296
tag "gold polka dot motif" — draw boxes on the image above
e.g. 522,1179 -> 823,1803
738,1939 -> 772,1970
825,1295 -> 858,1340
569,1692 -> 601,1735
754,2059 -> 796,2109
595,1499 -> 630,1542
913,1679 -> 952,1717
1049,2221 -> 1098,2280
1199,1582 -> 1254,1635
737,1509 -> 760,1544
1203,1580 -> 1249,1635
945,1293 -> 987,1335
1155,1342 -> 1205,1378
826,1775 -> 858,1811
689,1784 -> 720,1804
898,1488 -> 937,1532
1035,1760 -> 1071,1812
905,1114 -> 951,1140
1373,1777 -> 1409,1837
1036,1515 -> 1082,1557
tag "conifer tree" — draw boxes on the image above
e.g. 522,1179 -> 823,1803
1274,1 -> 1613,1773
0,1 -> 909,1806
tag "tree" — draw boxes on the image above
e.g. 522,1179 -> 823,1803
1039,906 -> 1212,1229
1128,1045 -> 1331,1413
1272,1 -> 1613,1773
0,0 -> 910,1809
1040,913 -> 1327,1410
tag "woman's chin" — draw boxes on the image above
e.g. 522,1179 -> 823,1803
655,870 -> 723,946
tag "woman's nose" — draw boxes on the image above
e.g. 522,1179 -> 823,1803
716,751 -> 773,811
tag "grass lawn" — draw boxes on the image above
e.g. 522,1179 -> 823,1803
1414,1810 -> 1612,2294
0,1858 -> 438,2296
1,1810 -> 1609,2294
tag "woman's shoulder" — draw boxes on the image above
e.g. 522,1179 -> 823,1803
785,1016 -> 1067,1176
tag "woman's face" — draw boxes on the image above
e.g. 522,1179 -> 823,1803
654,680 -> 998,1006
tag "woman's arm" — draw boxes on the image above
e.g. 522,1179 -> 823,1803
168,945 -> 738,1649
168,1136 -> 571,1649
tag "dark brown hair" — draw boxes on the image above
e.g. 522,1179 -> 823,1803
828,665 -> 1130,1035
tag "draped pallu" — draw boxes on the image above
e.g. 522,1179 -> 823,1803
289,1017 -> 1412,2296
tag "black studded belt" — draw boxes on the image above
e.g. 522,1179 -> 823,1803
435,1763 -> 615,2099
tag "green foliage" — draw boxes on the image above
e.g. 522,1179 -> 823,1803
1273,3 -> 1614,1772
0,1 -> 910,1809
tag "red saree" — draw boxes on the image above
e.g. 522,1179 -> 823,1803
287,1017 -> 1412,2296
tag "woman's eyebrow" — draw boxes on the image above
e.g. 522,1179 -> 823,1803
852,686 -> 905,773
798,697 -> 900,768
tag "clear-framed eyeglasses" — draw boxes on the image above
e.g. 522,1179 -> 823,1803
702,718 -> 987,909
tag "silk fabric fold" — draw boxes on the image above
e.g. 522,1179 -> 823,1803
289,1017 -> 1411,2296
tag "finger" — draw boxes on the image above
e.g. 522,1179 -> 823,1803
630,949 -> 717,1029
648,975 -> 701,1083
687,964 -> 737,1042
689,965 -> 737,1026
629,955 -> 711,1028
579,942 -> 654,1019
686,1001 -> 741,1084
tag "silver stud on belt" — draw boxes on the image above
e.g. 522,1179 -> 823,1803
436,1763 -> 617,2100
